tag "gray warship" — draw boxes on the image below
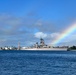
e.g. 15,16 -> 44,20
21,38 -> 68,50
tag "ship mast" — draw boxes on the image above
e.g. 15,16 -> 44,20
18,42 -> 20,50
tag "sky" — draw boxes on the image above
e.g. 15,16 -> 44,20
0,0 -> 76,47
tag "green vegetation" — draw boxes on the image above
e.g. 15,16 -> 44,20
67,46 -> 76,51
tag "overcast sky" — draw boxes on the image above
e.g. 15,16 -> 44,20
0,0 -> 76,47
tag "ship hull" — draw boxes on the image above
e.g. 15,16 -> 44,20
21,48 -> 67,51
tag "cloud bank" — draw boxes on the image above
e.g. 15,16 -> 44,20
0,13 -> 76,46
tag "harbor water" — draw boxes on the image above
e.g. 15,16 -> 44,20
0,50 -> 76,75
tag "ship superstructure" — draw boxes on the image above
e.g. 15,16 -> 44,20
34,38 -> 47,48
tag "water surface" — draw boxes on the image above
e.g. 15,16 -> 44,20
0,50 -> 76,75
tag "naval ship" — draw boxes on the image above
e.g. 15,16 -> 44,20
21,38 -> 68,51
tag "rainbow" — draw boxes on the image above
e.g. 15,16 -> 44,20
51,23 -> 76,46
